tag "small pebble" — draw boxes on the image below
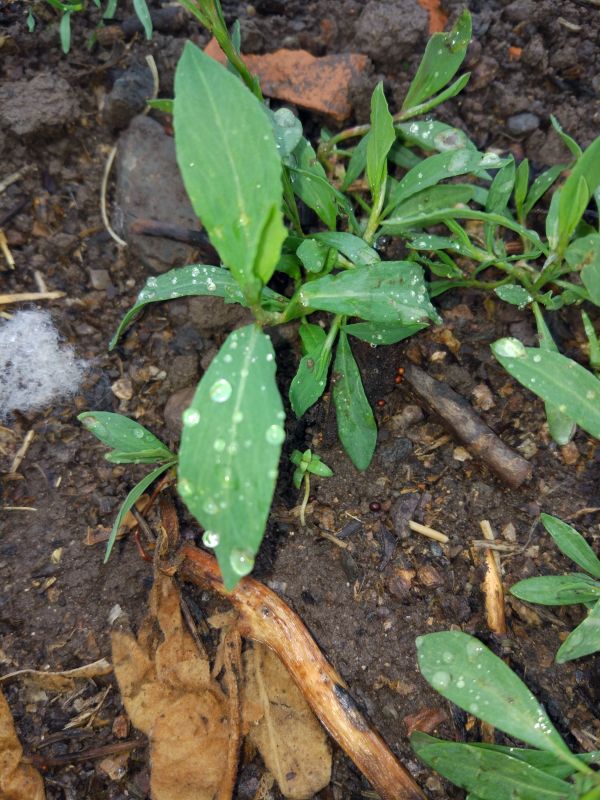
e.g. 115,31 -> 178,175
507,112 -> 540,136
369,501 -> 381,512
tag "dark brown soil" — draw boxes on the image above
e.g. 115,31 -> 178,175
1,1 -> 599,798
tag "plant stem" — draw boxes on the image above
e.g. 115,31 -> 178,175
299,474 -> 310,527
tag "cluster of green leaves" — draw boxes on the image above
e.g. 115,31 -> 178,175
413,631 -> 600,799
511,514 -> 600,663
290,448 -> 333,526
26,0 -> 152,53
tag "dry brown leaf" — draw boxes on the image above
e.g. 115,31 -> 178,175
0,658 -> 112,692
242,644 -> 331,800
111,573 -> 230,800
0,687 -> 45,800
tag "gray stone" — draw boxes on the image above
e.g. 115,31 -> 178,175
166,354 -> 199,392
354,1 -> 427,66
0,73 -> 80,138
507,112 -> 540,136
115,115 -> 200,272
103,65 -> 154,130
89,269 -> 113,291
164,385 -> 196,437
187,295 -> 253,336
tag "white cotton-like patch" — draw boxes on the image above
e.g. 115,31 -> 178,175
0,309 -> 86,418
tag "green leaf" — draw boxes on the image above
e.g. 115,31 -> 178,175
174,43 -> 286,296
333,331 -> 377,470
494,284 -> 532,308
298,262 -> 440,324
104,462 -> 176,562
514,159 -> 530,220
565,233 -> 600,306
178,325 -> 285,590
486,157 -> 516,215
402,10 -> 472,111
311,232 -> 380,266
103,0 -> 118,18
550,115 -> 582,159
270,107 -> 303,158
297,238 -> 330,273
26,9 -> 36,31
341,133 -> 369,191
411,733 -> 577,800
558,134 -> 600,252
147,98 -> 173,114
523,165 -> 565,219
402,72 -> 471,119
288,137 -> 337,230
582,310 -> 600,371
133,0 -> 152,38
367,82 -> 395,199
344,321 -> 427,345
416,632 -> 574,761
289,324 -> 333,418
396,120 -> 475,153
384,150 -> 506,217
391,183 -> 478,221
464,741 -> 600,780
59,11 -> 71,54
556,601 -> 600,662
541,514 -> 600,579
510,574 -> 600,606
78,412 -> 174,464
109,264 -> 287,348
546,190 -> 562,251
307,458 -> 333,478
491,340 -> 600,439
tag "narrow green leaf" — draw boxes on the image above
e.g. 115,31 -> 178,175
565,233 -> 600,306
541,514 -> 600,579
289,325 -> 333,418
299,322 -> 326,353
550,115 -> 582,159
178,325 -> 285,590
341,133 -> 369,191
558,176 -> 589,252
558,134 -> 600,252
486,157 -> 516,216
333,331 -> 376,470
491,340 -> 600,439
103,0 -> 118,18
59,12 -> 71,54
523,164 -> 565,219
298,262 -> 440,325
78,412 -> 174,464
402,10 -> 472,111
402,72 -> 471,119
174,43 -> 286,296
396,120 -> 475,154
26,9 -> 36,31
582,310 -> 600,371
465,741 -> 600,780
367,82 -> 395,198
288,137 -> 337,230
311,232 -> 380,266
388,143 -> 423,170
344,321 -> 427,345
416,631 -> 574,761
510,574 -> 600,606
556,601 -> 600,662
546,190 -> 562,250
391,183 -> 478,221
147,98 -> 174,114
514,159 -> 530,220
132,0 -> 152,39
411,734 -> 577,800
307,458 -> 333,478
105,462 -> 176,562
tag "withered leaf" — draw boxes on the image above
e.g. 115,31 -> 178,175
0,688 -> 45,800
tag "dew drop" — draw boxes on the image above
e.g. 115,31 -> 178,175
133,428 -> 144,439
532,354 -> 542,363
265,424 -> 285,445
431,671 -> 451,689
178,478 -> 192,496
494,338 -> 526,359
442,651 -> 454,664
230,548 -> 255,576
232,411 -> 244,423
210,379 -> 232,403
202,530 -> 220,548
466,639 -> 484,661
470,703 -> 479,714
456,677 -> 465,689
586,390 -> 596,400
213,439 -> 226,452
203,499 -> 218,515
183,408 -> 201,426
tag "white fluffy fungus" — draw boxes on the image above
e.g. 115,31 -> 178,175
0,309 -> 86,418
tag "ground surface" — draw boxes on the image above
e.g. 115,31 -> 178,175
1,0 -> 600,797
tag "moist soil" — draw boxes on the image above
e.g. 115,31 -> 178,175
1,1 -> 600,798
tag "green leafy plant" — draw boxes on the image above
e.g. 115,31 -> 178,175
413,631 -> 600,799
290,448 -> 333,526
511,514 -> 600,662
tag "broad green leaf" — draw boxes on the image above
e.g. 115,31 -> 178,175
550,115 -> 582,159
558,134 -> 600,252
409,233 -> 476,259
556,601 -> 600,662
532,304 -> 575,445
174,43 -> 286,296
465,741 -> 600,780
341,133 -> 369,191
109,265 -> 287,348
523,164 -> 565,219
290,323 -> 333,418
288,137 -> 337,230
270,107 -> 303,158
384,150 -> 506,217
514,159 -> 530,220
78,412 -> 174,464
391,183 -> 478,221
105,462 -> 176,562
59,11 -> 71,53
396,120 -> 475,153
312,232 -> 380,266
541,513 -> 600,579
297,238 -> 330,273
298,262 -> 440,324
416,631 -> 574,761
411,734 -> 577,800
133,0 -> 152,38
494,284 -> 532,308
333,331 -> 376,470
367,82 -> 395,199
402,10 -> 472,111
147,98 -> 173,114
344,321 -> 427,345
510,574 -> 600,606
491,340 -> 600,439
178,325 -> 285,590
565,233 -> 600,306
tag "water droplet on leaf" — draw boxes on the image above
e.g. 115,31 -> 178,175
230,548 -> 255,576
210,379 -> 232,403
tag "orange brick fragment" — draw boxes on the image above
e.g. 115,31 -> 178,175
508,46 -> 523,61
205,38 -> 369,122
417,0 -> 448,34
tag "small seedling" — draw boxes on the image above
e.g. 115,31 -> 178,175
511,513 -> 600,662
290,448 -> 333,526
413,631 -> 600,799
